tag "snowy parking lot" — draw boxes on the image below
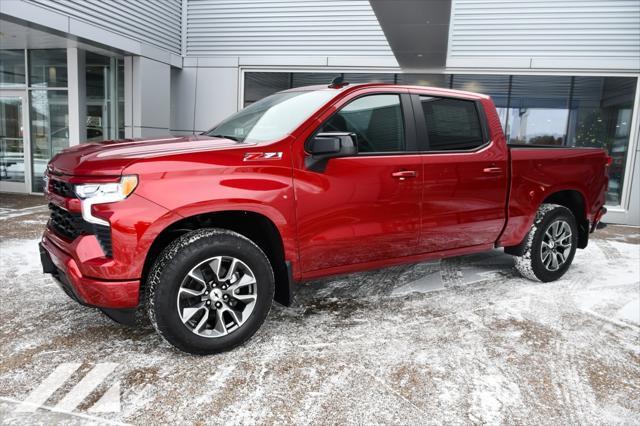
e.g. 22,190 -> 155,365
0,195 -> 639,425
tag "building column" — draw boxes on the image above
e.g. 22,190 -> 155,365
67,48 -> 86,146
124,56 -> 171,138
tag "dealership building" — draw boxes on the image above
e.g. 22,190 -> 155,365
0,0 -> 639,225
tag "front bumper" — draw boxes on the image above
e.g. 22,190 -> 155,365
40,237 -> 140,308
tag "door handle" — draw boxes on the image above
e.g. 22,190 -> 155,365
391,170 -> 417,180
483,167 -> 502,174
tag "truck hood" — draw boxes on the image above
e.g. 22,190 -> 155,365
48,135 -> 249,176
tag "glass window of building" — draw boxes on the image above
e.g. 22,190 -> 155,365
30,90 -> 69,192
244,72 -> 290,106
86,52 -> 110,141
0,96 -> 25,182
396,74 -> 450,88
291,73 -> 336,87
569,77 -> 637,205
29,49 -> 68,88
0,50 -> 26,87
507,76 -> 571,145
117,58 -> 125,138
27,49 -> 69,192
452,74 -> 510,128
84,53 -> 125,141
344,73 -> 396,84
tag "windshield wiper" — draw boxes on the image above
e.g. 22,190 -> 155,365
208,133 -> 241,142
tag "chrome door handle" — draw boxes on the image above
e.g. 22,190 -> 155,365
391,170 -> 417,180
483,167 -> 502,173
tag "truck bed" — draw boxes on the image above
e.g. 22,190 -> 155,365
498,146 -> 609,248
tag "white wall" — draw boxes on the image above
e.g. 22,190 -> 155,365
171,59 -> 239,134
182,0 -> 398,67
1,0 -> 182,66
126,57 -> 172,137
447,0 -> 640,71
26,0 -> 182,54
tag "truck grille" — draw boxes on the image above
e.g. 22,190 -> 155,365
48,203 -> 86,240
47,204 -> 114,258
50,179 -> 76,198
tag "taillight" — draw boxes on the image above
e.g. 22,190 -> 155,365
605,156 -> 612,167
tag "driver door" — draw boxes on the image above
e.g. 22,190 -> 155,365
294,92 -> 423,274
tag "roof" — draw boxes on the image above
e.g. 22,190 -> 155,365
285,82 -> 489,100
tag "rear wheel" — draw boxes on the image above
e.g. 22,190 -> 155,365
146,229 -> 274,355
514,204 -> 578,282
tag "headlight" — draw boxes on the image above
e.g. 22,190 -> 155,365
75,175 -> 138,226
75,175 -> 138,200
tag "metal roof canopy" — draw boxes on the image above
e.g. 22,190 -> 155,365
369,0 -> 452,72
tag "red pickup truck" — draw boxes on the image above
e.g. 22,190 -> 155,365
40,82 -> 609,354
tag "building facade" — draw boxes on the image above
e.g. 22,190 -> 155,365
0,0 -> 639,225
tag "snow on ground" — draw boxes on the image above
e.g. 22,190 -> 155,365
0,215 -> 639,425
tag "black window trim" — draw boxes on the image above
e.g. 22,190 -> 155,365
411,93 -> 491,154
308,92 -> 418,156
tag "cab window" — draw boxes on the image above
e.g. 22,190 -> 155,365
419,97 -> 484,151
320,94 -> 405,153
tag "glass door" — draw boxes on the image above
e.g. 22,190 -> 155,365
0,91 -> 30,193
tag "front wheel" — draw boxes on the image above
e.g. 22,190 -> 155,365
146,229 -> 275,355
514,204 -> 578,282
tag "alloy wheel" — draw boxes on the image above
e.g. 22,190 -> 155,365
176,256 -> 257,338
540,220 -> 572,272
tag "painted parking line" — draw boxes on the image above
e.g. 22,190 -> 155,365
15,363 -> 81,412
0,205 -> 48,220
55,363 -> 119,412
15,362 -> 121,415
1,396 -> 127,425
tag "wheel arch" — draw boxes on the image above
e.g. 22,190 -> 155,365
505,188 -> 589,255
141,209 -> 294,307
541,189 -> 589,249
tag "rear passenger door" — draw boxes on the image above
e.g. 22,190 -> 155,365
412,95 -> 508,253
295,92 -> 423,273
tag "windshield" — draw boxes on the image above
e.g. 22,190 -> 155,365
205,90 -> 335,142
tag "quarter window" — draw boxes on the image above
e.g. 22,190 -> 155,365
320,94 -> 405,153
419,97 -> 484,151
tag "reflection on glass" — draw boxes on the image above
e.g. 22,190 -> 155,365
0,96 -> 24,182
507,76 -> 571,145
244,72 -> 290,106
452,74 -> 510,128
118,58 -> 125,138
85,52 -> 111,141
396,74 -> 450,88
291,73 -> 336,87
0,50 -> 26,87
344,73 -> 396,84
569,77 -> 637,205
29,49 -> 68,88
30,90 -> 69,192
83,53 -> 125,141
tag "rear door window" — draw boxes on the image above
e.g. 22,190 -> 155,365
419,97 -> 484,151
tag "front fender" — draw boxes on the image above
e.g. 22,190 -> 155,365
126,160 -> 298,274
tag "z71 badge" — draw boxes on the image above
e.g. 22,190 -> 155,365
243,152 -> 283,161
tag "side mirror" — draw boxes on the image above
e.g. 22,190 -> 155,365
305,132 -> 357,172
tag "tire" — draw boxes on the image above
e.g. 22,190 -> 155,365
146,228 -> 274,355
514,203 -> 578,282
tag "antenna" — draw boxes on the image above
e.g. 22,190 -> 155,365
329,76 -> 349,88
